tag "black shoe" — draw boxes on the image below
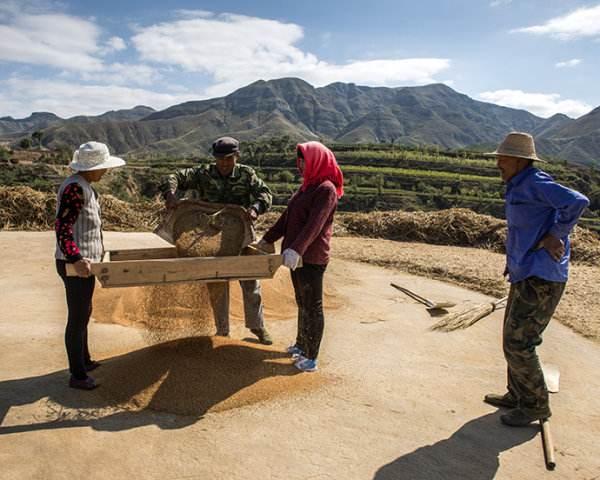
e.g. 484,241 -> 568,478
215,331 -> 230,338
484,392 -> 518,409
85,360 -> 101,372
500,408 -> 550,427
251,328 -> 273,345
69,376 -> 98,390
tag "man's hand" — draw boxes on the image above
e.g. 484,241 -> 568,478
247,207 -> 259,222
74,258 -> 92,278
250,238 -> 275,254
538,234 -> 565,262
165,191 -> 178,210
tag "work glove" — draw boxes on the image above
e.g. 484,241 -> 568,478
282,248 -> 301,270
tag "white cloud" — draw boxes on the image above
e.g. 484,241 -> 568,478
513,4 -> 600,39
0,12 -> 104,71
79,63 -> 161,86
478,89 -> 592,118
103,36 -> 126,53
132,13 -> 450,97
0,77 -> 200,118
174,9 -> 214,19
490,0 -> 512,7
555,58 -> 582,68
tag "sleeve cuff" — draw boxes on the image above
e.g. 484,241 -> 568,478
549,225 -> 569,239
66,253 -> 83,263
251,202 -> 263,215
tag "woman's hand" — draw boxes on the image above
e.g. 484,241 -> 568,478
74,258 -> 92,278
538,234 -> 565,262
282,249 -> 301,270
247,207 -> 259,222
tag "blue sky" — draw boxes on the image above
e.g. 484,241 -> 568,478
0,0 -> 598,119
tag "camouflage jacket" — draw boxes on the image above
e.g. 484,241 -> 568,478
162,163 -> 272,214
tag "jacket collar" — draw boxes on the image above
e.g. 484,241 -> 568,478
209,163 -> 241,179
507,165 -> 537,190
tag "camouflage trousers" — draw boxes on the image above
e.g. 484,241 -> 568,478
503,276 -> 565,417
207,280 -> 264,334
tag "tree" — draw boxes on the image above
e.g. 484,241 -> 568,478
19,138 -> 32,149
276,170 -> 295,183
31,130 -> 43,148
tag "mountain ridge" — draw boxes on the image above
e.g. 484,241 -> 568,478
1,79 -> 598,165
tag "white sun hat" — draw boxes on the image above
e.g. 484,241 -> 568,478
486,132 -> 546,163
69,141 -> 126,171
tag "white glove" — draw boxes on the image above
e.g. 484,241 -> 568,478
282,248 -> 301,270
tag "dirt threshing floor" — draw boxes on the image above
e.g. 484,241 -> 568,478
331,237 -> 600,342
1,231 -> 600,480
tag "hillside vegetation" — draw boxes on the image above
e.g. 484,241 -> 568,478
2,141 -> 600,232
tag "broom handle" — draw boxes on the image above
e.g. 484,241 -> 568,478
540,419 -> 556,471
390,283 -> 434,308
494,296 -> 509,308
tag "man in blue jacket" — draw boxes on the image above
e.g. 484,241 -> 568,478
484,132 -> 589,427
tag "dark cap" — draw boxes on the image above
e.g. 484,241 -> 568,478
212,136 -> 240,157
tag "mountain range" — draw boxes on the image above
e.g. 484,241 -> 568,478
1,78 -> 598,166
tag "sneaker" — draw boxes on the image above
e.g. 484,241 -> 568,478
69,376 -> 98,390
484,392 -> 518,409
286,344 -> 304,358
500,408 -> 551,427
251,328 -> 273,345
294,357 -> 318,372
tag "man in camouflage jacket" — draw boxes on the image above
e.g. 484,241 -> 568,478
162,136 -> 273,344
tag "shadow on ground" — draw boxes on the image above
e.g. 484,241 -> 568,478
0,336 -> 303,434
374,412 -> 539,480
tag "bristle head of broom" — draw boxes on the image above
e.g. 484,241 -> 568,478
431,302 -> 496,332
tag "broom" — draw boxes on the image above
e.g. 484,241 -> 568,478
431,296 -> 508,332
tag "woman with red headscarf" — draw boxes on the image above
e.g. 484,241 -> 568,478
259,141 -> 344,372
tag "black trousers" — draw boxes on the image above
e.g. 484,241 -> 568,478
56,260 -> 95,380
291,263 -> 327,360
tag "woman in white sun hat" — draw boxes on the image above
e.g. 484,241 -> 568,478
55,141 -> 125,390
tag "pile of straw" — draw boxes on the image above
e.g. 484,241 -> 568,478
570,226 -> 600,265
0,186 -> 55,230
342,208 -> 507,251
3,186 -> 599,266
341,208 -> 600,266
100,195 -> 162,232
0,186 -> 161,231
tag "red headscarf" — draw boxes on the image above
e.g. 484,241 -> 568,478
297,141 -> 344,198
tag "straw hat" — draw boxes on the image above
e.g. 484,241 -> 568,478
486,132 -> 546,163
69,141 -> 126,171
